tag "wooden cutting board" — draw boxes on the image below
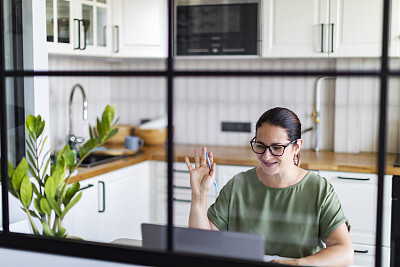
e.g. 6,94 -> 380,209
91,148 -> 137,156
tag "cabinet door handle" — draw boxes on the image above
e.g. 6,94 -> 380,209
103,25 -> 107,47
80,19 -> 87,50
98,181 -> 105,213
113,25 -> 119,53
354,249 -> 369,254
337,176 -> 370,181
79,184 -> 94,191
173,185 -> 191,190
321,24 -> 324,53
74,19 -> 80,50
173,198 -> 191,203
330,23 -> 335,53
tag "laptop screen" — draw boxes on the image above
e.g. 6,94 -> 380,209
141,223 -> 265,261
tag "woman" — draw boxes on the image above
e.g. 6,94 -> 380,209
184,107 -> 354,266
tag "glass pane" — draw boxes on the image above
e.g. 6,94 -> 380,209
57,0 -> 70,43
97,0 -> 107,3
171,76 -> 384,264
46,76 -> 166,245
46,0 -> 54,42
97,7 -> 107,47
82,5 -> 93,46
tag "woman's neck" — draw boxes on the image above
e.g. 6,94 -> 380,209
256,166 -> 307,188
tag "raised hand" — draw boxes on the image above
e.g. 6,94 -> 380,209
184,147 -> 216,197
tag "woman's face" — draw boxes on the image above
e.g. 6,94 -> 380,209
255,123 -> 300,177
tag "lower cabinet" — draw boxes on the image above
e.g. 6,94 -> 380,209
63,161 -> 151,243
319,170 -> 392,267
153,161 -> 215,227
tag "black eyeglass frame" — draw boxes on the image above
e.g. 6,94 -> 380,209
250,137 -> 298,156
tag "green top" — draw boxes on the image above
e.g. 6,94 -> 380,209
207,168 -> 349,258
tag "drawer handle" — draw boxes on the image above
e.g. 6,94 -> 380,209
173,185 -> 191,190
354,249 -> 369,254
173,198 -> 191,203
173,169 -> 190,174
337,176 -> 370,181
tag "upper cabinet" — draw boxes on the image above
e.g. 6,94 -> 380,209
262,0 -> 383,58
46,0 -> 113,56
46,0 -> 167,58
111,0 -> 167,58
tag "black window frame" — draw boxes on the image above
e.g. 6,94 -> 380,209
0,0 -> 394,266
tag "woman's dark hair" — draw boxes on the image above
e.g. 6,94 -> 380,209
255,107 -> 302,165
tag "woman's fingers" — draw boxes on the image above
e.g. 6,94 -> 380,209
184,157 -> 193,171
194,149 -> 200,168
201,147 -> 207,167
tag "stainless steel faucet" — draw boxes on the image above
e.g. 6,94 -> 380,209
313,77 -> 336,152
68,84 -> 88,151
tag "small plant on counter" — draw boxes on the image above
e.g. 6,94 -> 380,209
7,105 -> 118,237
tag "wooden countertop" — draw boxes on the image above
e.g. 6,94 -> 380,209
71,144 -> 400,183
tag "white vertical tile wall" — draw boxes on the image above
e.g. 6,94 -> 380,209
48,57 -> 400,154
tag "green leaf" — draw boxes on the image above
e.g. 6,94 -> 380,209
8,161 -> 14,178
32,183 -> 40,196
61,192 -> 82,219
25,114 -> 37,137
12,158 -> 29,191
25,137 -> 36,154
36,120 -> 45,137
61,146 -> 75,169
46,194 -> 61,217
55,226 -> 66,238
78,141 -> 95,159
8,181 -> 18,198
42,222 -> 55,237
63,182 -> 80,206
42,157 -> 51,178
34,198 -> 43,215
44,176 -> 56,198
89,125 -> 95,140
27,209 -> 40,219
103,128 -> 118,144
102,109 -> 112,132
20,176 -> 33,208
39,135 -> 48,155
40,198 -> 51,215
97,118 -> 104,139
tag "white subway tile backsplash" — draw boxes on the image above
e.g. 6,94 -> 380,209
48,57 -> 398,154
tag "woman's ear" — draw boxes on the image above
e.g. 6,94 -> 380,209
294,139 -> 303,152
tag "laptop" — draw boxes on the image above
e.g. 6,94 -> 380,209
141,223 -> 265,261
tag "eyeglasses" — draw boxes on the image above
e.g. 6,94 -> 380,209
250,137 -> 297,156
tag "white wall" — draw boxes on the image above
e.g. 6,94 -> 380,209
48,57 -> 400,154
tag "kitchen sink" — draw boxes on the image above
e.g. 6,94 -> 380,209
79,154 -> 128,168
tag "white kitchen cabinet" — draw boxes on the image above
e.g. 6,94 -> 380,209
62,177 -> 100,241
63,162 -> 152,242
318,170 -> 392,267
217,165 -> 254,189
111,0 -> 167,58
154,161 -> 216,227
46,0 -> 113,56
262,0 -> 383,58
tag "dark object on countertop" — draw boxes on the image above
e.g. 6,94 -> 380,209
394,154 -> 400,167
79,151 -> 143,168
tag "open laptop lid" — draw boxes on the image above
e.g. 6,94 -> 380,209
141,223 -> 265,261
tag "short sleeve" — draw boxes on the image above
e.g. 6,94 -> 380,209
319,187 -> 350,240
207,178 -> 234,231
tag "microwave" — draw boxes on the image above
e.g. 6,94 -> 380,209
175,2 -> 259,56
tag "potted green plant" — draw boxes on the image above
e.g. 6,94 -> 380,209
6,104 -> 119,237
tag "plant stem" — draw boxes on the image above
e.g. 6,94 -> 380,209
23,206 -> 39,235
